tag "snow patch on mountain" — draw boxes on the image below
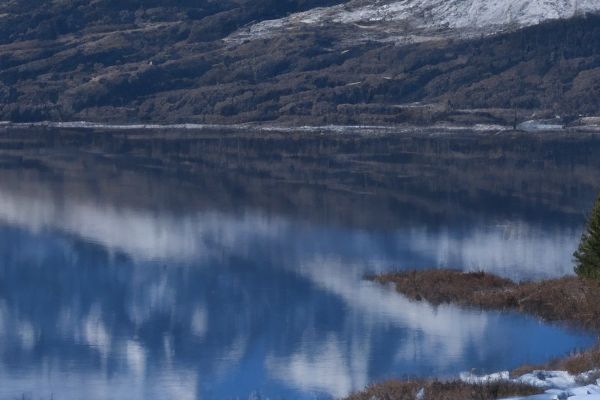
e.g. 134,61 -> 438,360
228,0 -> 600,44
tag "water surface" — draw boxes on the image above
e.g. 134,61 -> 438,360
0,128 -> 598,399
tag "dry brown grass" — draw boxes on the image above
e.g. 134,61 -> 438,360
372,270 -> 600,332
346,379 -> 542,400
512,343 -> 600,376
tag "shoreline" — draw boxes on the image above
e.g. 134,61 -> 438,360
2,120 -> 600,136
347,269 -> 600,399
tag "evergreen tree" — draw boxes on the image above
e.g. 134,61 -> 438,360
574,195 -> 600,280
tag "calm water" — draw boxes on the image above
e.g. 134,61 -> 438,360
0,129 -> 599,399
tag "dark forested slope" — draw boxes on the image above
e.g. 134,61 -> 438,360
1,0 -> 599,125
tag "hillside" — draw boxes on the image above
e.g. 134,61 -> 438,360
1,0 -> 600,125
231,0 -> 600,44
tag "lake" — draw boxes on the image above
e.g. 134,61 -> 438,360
0,127 -> 598,400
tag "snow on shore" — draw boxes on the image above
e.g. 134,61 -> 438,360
3,119 -> 600,135
461,369 -> 600,399
0,120 -> 509,134
517,120 -> 565,132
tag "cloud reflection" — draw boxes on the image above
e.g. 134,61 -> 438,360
0,186 -> 581,279
0,178 -> 592,399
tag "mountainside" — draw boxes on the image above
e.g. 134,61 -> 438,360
1,0 -> 600,125
231,0 -> 600,44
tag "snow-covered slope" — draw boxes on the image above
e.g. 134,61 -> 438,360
228,0 -> 600,44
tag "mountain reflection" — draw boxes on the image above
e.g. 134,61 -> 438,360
0,183 -> 583,278
0,130 -> 596,400
0,163 -> 594,400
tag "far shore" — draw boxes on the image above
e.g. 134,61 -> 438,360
347,269 -> 600,400
2,119 -> 600,136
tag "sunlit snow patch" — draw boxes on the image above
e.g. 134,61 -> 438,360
227,0 -> 600,44
461,369 -> 600,400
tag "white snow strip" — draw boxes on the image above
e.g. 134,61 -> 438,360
461,369 -> 600,400
461,370 -> 510,383
0,120 -> 515,135
518,120 -> 565,132
4,119 -> 600,134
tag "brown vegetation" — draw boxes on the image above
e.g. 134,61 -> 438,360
513,344 -> 600,377
371,269 -> 600,332
347,379 -> 542,400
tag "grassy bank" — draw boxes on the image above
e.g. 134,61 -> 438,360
347,270 -> 600,399
372,270 -> 600,334
346,379 -> 541,400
